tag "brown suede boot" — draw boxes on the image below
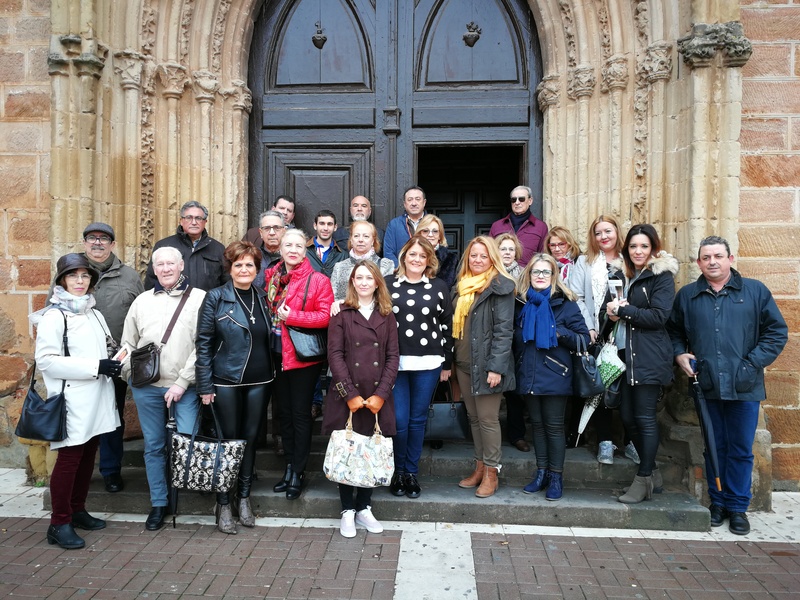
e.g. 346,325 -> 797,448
458,460 -> 485,488
476,466 -> 499,498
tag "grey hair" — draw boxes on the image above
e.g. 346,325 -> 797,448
511,185 -> 532,198
152,246 -> 184,264
259,210 -> 285,226
282,228 -> 309,244
698,235 -> 731,258
180,200 -> 208,219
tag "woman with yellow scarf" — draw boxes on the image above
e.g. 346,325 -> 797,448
453,236 -> 517,498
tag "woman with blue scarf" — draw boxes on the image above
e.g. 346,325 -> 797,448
513,253 -> 590,501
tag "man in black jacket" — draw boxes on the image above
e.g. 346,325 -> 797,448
307,210 -> 347,278
145,201 -> 229,292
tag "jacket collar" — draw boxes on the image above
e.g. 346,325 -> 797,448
175,226 -> 209,248
689,267 -> 743,298
220,280 -> 267,301
501,212 -> 538,226
609,251 -> 679,280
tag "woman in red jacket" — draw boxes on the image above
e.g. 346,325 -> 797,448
264,229 -> 334,499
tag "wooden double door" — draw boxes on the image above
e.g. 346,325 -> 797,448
248,0 -> 543,254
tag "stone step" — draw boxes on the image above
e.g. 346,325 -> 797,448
44,467 -> 709,531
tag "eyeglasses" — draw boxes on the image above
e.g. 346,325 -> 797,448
65,272 -> 91,281
510,196 -> 529,204
181,215 -> 207,223
530,269 -> 553,277
260,225 -> 285,233
85,235 -> 112,244
419,228 -> 440,236
548,242 -> 567,249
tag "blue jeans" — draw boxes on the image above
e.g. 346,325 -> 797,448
393,368 -> 441,474
705,398 -> 760,513
131,384 -> 200,507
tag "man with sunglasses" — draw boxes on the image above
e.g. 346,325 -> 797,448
145,200 -> 229,291
489,185 -> 548,267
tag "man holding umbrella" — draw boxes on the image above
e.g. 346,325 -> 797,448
668,236 -> 787,535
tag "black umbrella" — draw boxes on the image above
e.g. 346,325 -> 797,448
166,404 -> 179,528
692,375 -> 722,492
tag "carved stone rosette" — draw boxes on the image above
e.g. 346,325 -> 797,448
601,55 -> 628,92
678,22 -> 752,69
567,65 -> 596,100
536,75 -> 560,112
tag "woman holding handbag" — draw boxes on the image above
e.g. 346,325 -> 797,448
604,224 -> 678,503
453,236 -> 516,498
195,241 -> 272,534
265,229 -> 334,500
31,253 -> 122,549
385,237 -> 453,498
121,246 -> 206,532
322,260 -> 399,537
513,254 -> 590,501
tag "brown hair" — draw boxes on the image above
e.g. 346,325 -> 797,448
544,226 -> 581,260
348,221 -> 381,253
343,260 -> 393,316
396,237 -> 439,279
223,240 -> 261,273
517,253 -> 577,301
621,223 -> 662,278
586,215 -> 624,263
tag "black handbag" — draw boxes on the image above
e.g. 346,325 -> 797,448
572,335 -> 605,398
15,311 -> 68,442
287,277 -> 327,362
170,403 -> 246,493
424,379 -> 470,440
130,288 -> 192,387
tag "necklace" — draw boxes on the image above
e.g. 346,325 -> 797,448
233,286 -> 256,324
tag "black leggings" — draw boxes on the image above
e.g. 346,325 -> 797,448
339,485 -> 373,512
274,356 -> 323,474
212,383 -> 270,503
619,381 -> 661,476
524,394 -> 568,472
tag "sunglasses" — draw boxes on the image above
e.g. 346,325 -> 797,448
510,196 -> 529,203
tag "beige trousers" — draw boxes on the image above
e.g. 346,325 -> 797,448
455,368 -> 503,468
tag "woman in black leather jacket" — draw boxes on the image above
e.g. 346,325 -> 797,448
196,241 -> 274,534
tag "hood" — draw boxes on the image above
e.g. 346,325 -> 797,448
609,251 -> 679,278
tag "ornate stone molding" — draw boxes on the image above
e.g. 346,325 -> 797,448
597,0 -> 612,61
536,75 -> 560,112
179,0 -> 196,65
219,79 -> 252,113
192,69 -> 219,103
557,0 -> 577,69
74,52 -> 106,79
212,0 -> 233,73
678,22 -> 753,69
567,65 -> 596,100
642,42 -> 672,83
48,52 -> 71,77
601,55 -> 628,92
114,50 -> 144,90
156,62 -> 190,99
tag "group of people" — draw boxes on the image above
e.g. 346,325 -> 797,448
32,184 -> 787,549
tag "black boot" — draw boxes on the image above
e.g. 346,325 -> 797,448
47,524 -> 85,549
238,474 -> 253,499
286,472 -> 304,500
71,510 -> 106,531
273,464 -> 293,493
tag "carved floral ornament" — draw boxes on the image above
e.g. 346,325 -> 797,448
601,55 -> 628,92
192,70 -> 219,103
536,75 -> 559,112
677,21 -> 753,69
642,42 -> 672,83
114,50 -> 144,90
567,65 -> 596,100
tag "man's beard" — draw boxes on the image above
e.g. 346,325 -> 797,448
352,215 -> 368,222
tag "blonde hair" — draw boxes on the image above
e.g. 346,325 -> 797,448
348,221 -> 381,253
544,226 -> 581,260
343,260 -> 393,316
495,232 -> 522,261
417,214 -> 447,247
456,236 -> 513,290
517,253 -> 577,301
586,215 -> 623,263
396,237 -> 439,279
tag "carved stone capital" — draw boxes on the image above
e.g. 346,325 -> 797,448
536,75 -> 560,112
567,65 -> 595,100
642,42 -> 672,82
678,22 -> 752,69
59,34 -> 81,57
114,50 -> 144,90
219,79 -> 252,113
48,52 -> 70,77
601,55 -> 628,92
73,52 -> 105,79
156,62 -> 190,99
192,69 -> 219,104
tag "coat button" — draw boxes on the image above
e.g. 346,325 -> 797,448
356,342 -> 361,347
373,362 -> 379,367
354,363 -> 360,367
373,342 -> 379,347
374,381 -> 379,386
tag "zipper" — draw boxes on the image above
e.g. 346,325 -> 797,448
544,355 -> 569,376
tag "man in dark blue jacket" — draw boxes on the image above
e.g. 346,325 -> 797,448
667,235 -> 787,536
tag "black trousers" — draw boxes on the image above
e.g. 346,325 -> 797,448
339,485 -> 373,512
212,383 -> 270,504
274,356 -> 323,475
524,394 -> 568,472
619,381 -> 661,476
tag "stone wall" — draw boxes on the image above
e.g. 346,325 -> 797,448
0,0 -> 52,466
739,1 -> 800,491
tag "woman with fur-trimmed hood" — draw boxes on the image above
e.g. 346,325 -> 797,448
602,224 -> 679,505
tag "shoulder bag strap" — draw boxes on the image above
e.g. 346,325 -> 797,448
299,276 -> 312,311
159,287 -> 193,346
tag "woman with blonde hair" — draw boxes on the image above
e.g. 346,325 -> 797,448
513,253 -> 590,501
496,233 -> 524,281
452,236 -> 516,498
416,214 -> 459,288
543,226 -> 581,283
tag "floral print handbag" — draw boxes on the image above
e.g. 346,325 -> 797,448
323,413 -> 394,488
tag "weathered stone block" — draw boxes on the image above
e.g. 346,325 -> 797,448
28,0 -> 49,14
0,18 -> 9,44
0,155 -> 36,208
741,154 -> 800,187
743,80 -> 800,115
776,298 -> 800,333
765,371 -> 800,407
0,294 -> 34,354
772,334 -> 800,372
740,118 -> 787,152
743,44 -> 792,78
0,356 -> 27,396
773,446 -> 800,489
8,211 -> 50,255
27,46 -> 48,82
16,258 -> 50,289
742,8 -> 800,43
0,48 -> 24,82
0,122 -> 42,152
763,405 -> 800,444
737,258 -> 799,295
738,225 -> 800,257
0,1 -> 22,16
5,89 -> 50,118
15,17 -> 49,42
739,189 -> 795,223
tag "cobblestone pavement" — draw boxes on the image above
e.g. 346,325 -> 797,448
1,468 -> 799,599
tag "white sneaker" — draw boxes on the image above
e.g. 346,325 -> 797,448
340,509 -> 356,538
597,441 -> 616,465
624,441 -> 641,464
355,506 -> 384,534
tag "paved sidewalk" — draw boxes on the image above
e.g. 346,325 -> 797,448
1,468 -> 799,599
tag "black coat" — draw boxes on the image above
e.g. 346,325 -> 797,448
145,227 -> 229,292
435,246 -> 459,290
195,282 -> 274,395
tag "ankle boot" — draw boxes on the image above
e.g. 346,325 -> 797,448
273,464 -> 293,493
545,472 -> 563,501
623,468 -> 663,494
618,475 -> 653,504
215,503 -> 237,534
286,472 -> 304,500
458,460 -> 485,488
46,523 -> 85,549
476,466 -> 499,498
523,468 -> 549,494
238,497 -> 255,527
